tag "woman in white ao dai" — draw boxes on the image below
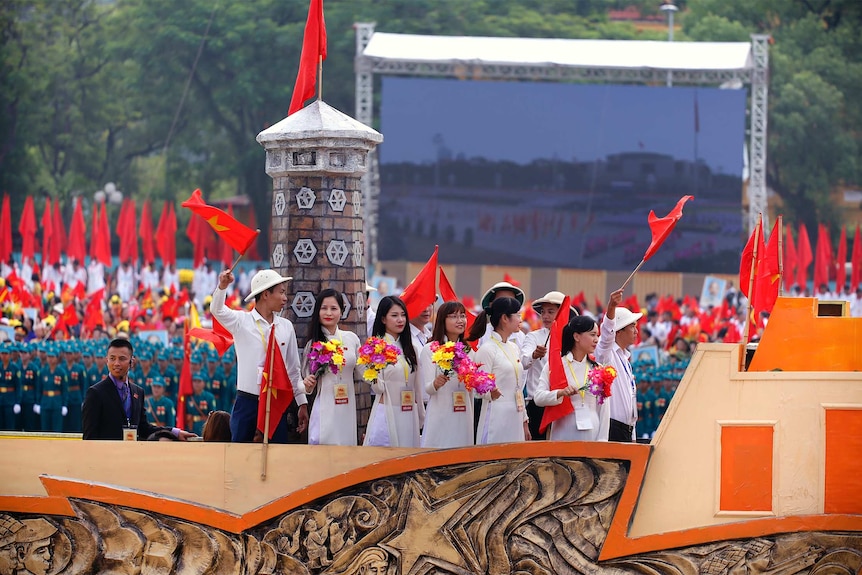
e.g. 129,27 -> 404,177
534,315 -> 609,441
420,301 -> 474,448
302,289 -> 363,446
362,296 -> 423,448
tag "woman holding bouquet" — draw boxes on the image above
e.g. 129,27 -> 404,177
473,297 -> 530,444
301,289 -> 363,445
363,296 -> 423,447
419,301 -> 474,448
534,316 -> 610,441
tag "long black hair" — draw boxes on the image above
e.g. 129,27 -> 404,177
467,297 -> 521,342
307,288 -> 344,343
372,295 -> 417,371
431,301 -> 468,345
561,315 -> 598,366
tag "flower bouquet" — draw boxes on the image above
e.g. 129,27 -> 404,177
456,359 -> 497,395
429,340 -> 471,377
307,339 -> 346,379
357,336 -> 401,383
584,364 -> 616,405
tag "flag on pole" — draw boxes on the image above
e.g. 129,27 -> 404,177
181,189 -> 259,255
399,245 -> 438,319
754,218 -> 781,315
51,199 -> 65,266
813,224 -> 831,290
288,0 -> 327,115
189,316 -> 235,357
783,223 -> 797,292
97,201 -> 113,267
539,295 -> 573,435
796,223 -> 813,292
19,196 -> 37,262
139,199 -> 156,265
0,194 -> 11,264
67,198 -> 87,263
257,327 -> 295,440
739,216 -> 764,302
41,198 -> 53,265
836,225 -> 847,291
643,195 -> 694,261
851,224 -> 862,291
439,266 -> 477,349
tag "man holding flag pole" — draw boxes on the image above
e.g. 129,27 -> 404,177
182,189 -> 308,443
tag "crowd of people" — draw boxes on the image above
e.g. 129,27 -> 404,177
2,254 -> 861,443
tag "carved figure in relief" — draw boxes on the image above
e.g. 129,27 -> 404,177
338,547 -> 392,575
328,520 -> 354,555
0,515 -> 24,575
12,519 -> 57,575
304,518 -> 332,568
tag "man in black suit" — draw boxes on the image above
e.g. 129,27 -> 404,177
82,338 -> 196,441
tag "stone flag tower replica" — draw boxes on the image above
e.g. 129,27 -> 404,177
256,100 -> 382,351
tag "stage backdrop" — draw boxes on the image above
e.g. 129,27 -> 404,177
378,77 -> 746,273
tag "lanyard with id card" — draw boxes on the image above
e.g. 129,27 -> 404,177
123,424 -> 137,441
565,358 -> 595,431
453,390 -> 467,412
334,383 -> 349,405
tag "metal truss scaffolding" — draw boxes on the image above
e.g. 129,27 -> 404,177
354,24 -> 770,264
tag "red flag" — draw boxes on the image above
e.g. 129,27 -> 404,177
19,196 -> 37,261
176,320 -> 194,431
783,223 -> 797,292
257,327 -> 295,439
813,224 -> 831,290
219,205 -> 237,267
288,0 -> 327,115
125,199 -> 138,264
851,224 -> 862,291
836,225 -> 847,291
245,206 -> 261,260
139,199 -> 156,265
51,199 -> 65,266
165,202 -> 178,266
0,194 -> 11,264
41,198 -> 54,265
643,195 -> 694,261
754,218 -> 781,314
439,266 -> 477,349
739,216 -> 763,301
116,199 -> 129,262
185,205 -> 205,268
97,201 -> 113,267
539,295 -> 573,434
181,189 -> 259,255
796,223 -> 813,291
89,201 -> 100,263
67,197 -> 87,263
83,288 -> 106,331
503,272 -> 521,287
399,245 -> 438,319
189,316 -> 235,357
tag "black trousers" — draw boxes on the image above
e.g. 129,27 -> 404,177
526,400 -> 546,440
609,418 -> 634,443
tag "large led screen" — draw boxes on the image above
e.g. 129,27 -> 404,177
378,77 -> 747,273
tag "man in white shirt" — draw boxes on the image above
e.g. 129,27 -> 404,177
210,268 -> 308,443
63,258 -> 87,290
595,289 -> 641,442
116,260 -> 136,302
87,259 -> 106,294
161,263 -> 180,293
140,262 -> 161,291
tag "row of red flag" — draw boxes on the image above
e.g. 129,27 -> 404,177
783,221 -> 862,293
1,193 -> 261,270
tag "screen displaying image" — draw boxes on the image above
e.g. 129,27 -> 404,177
378,77 -> 747,273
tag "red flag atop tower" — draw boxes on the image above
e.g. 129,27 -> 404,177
288,0 -> 327,115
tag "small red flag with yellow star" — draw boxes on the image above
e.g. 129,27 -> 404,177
181,189 -> 259,255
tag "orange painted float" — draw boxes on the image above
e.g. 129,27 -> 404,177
1,296 -> 861,573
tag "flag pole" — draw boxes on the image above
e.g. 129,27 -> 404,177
228,230 -> 260,274
620,259 -> 646,292
742,219 -> 762,345
260,330 -> 276,480
317,55 -> 323,101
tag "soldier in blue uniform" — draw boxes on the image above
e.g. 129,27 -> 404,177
36,348 -> 68,432
0,342 -> 22,430
204,350 -> 226,408
145,376 -> 176,428
157,348 -> 178,403
61,343 -> 85,432
133,349 -> 161,397
18,342 -> 41,431
82,347 -> 102,395
185,370 -> 215,436
221,346 -> 237,413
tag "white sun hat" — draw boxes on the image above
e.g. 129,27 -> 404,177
244,270 -> 292,302
613,307 -> 643,332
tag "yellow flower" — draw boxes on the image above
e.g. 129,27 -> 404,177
333,353 -> 345,366
363,368 -> 378,382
